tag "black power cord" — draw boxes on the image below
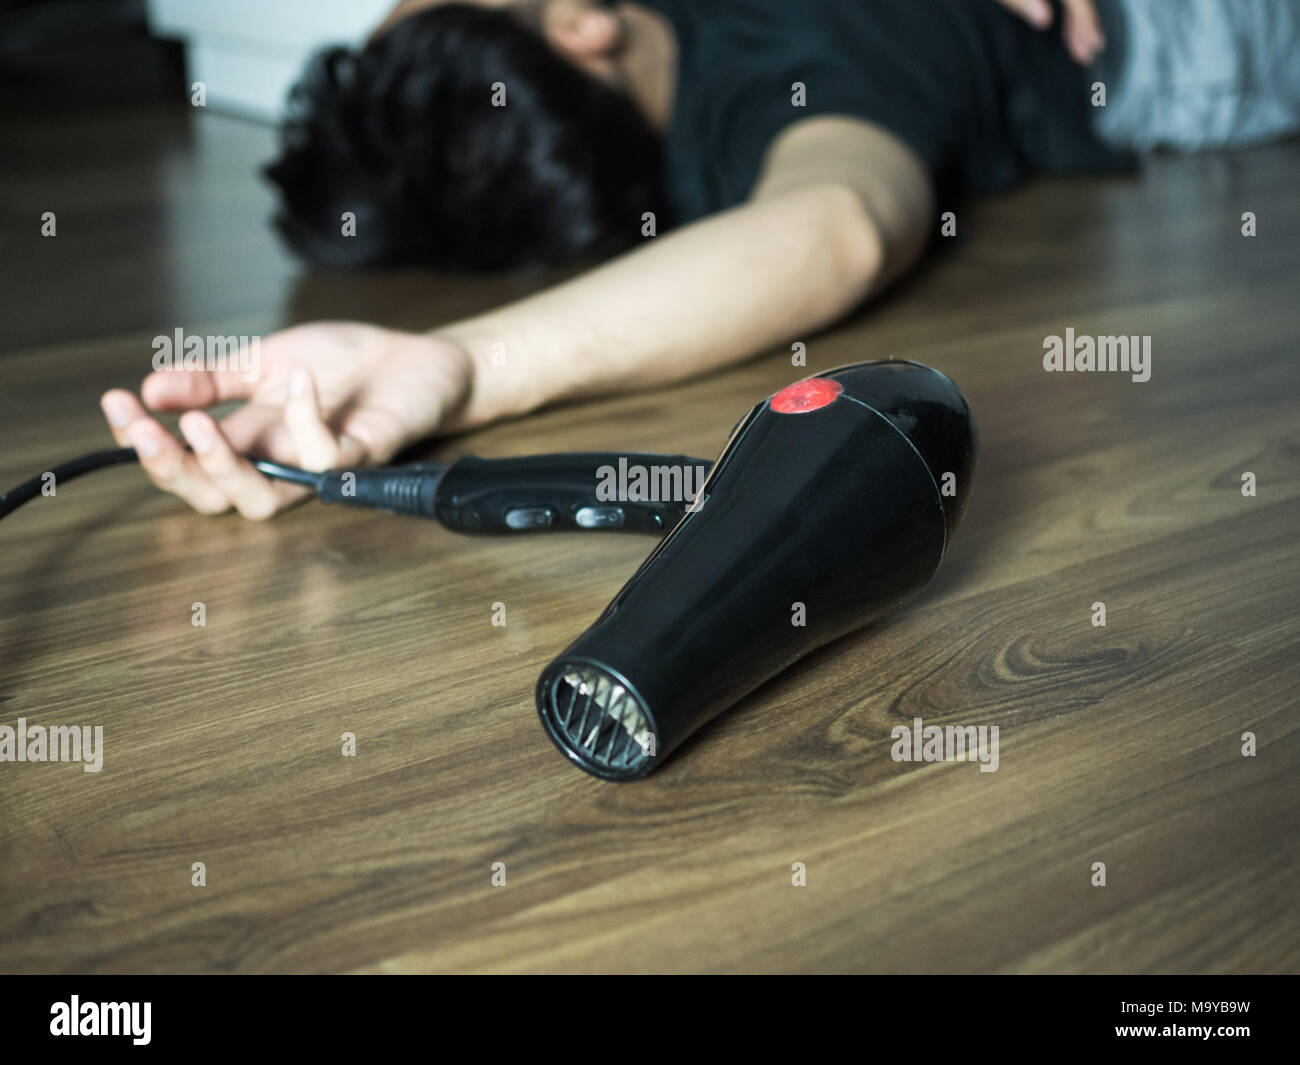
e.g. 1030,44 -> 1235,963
0,447 -> 442,522
0,447 -> 331,520
0,447 -> 140,520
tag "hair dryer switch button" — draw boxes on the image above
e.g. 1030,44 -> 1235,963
505,506 -> 557,530
575,505 -> 626,529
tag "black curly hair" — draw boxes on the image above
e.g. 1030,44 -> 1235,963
264,3 -> 664,271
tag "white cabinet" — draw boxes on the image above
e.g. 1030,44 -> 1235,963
146,0 -> 393,121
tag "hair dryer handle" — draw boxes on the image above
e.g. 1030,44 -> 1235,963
433,453 -> 712,534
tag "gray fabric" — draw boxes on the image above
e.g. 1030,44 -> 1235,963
1091,0 -> 1300,149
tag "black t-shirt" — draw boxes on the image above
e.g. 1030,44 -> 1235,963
640,0 -> 1136,223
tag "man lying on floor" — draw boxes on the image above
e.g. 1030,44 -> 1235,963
100,0 -> 1300,518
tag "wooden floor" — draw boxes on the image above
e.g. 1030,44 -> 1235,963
1,94 -> 1297,974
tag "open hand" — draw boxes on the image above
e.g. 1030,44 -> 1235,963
100,322 -> 473,519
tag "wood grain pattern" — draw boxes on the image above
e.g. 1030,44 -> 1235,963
1,99 -> 1296,974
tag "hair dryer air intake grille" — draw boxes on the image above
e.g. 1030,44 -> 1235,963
539,663 -> 654,778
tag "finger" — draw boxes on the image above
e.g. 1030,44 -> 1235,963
101,389 -> 147,448
1064,0 -> 1105,43
140,364 -> 260,413
178,411 -> 307,521
104,390 -> 229,513
126,417 -> 233,516
1000,0 -> 1053,29
1062,0 -> 1105,62
284,367 -> 343,470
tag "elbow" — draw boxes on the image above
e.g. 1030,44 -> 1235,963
814,182 -> 887,307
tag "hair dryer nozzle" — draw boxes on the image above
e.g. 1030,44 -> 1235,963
537,360 -> 977,781
538,661 -> 658,778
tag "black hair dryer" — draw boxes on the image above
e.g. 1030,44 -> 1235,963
535,360 -> 977,780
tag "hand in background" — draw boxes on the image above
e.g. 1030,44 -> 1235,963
996,0 -> 1106,65
100,322 -> 473,519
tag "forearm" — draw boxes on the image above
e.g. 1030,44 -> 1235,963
436,182 -> 883,429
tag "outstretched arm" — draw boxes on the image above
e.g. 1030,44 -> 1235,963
102,116 -> 933,517
440,115 -> 934,428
